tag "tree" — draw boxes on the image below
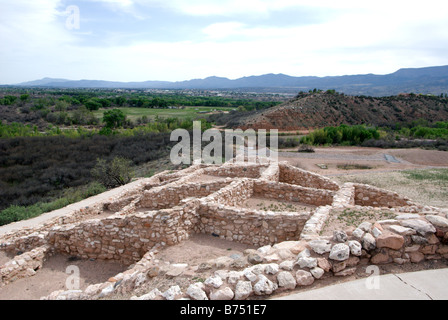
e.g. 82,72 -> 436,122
103,109 -> 126,129
85,98 -> 102,111
91,157 -> 134,188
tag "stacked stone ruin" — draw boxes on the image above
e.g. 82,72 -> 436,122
1,160 -> 448,300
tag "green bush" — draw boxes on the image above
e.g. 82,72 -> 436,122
300,124 -> 380,146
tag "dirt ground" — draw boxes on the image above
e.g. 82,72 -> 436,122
240,197 -> 315,212
278,146 -> 448,176
0,254 -> 129,300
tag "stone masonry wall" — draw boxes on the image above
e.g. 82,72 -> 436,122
354,183 -> 417,208
203,178 -> 254,207
204,163 -> 267,179
195,203 -> 311,246
137,180 -> 231,210
0,245 -> 49,288
48,199 -> 201,265
253,181 -> 335,207
279,163 -> 340,191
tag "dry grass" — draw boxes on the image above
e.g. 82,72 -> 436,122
333,168 -> 448,208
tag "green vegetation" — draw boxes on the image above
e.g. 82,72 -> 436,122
300,121 -> 448,151
337,164 -> 373,170
300,124 -> 381,146
91,157 -> 135,188
0,182 -> 106,226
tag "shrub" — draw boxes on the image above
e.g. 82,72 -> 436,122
298,144 -> 315,153
91,156 -> 135,188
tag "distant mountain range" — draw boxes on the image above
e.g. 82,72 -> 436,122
10,65 -> 448,97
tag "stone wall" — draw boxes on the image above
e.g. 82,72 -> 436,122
279,163 -> 340,191
253,181 -> 335,207
48,199 -> 201,265
203,178 -> 254,207
137,180 -> 231,210
0,245 -> 49,287
353,183 -> 417,208
204,163 -> 267,179
196,203 -> 311,246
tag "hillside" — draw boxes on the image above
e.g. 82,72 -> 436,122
210,91 -> 448,131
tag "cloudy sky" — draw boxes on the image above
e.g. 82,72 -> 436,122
1,0 -> 448,84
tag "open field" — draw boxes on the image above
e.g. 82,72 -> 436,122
92,106 -> 235,122
278,146 -> 448,208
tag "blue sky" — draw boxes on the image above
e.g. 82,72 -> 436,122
1,0 -> 448,84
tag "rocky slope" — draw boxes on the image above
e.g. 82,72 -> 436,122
214,91 -> 448,131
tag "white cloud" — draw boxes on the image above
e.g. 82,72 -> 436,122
1,0 -> 448,84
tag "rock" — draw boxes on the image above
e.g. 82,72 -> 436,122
243,269 -> 258,282
409,251 -> 425,263
317,258 -> 331,272
205,275 -> 223,289
279,260 -> 294,271
272,241 -> 308,254
334,267 -> 356,277
147,266 -> 160,278
227,271 -> 243,285
99,284 -> 115,298
230,258 -> 248,270
348,240 -> 362,256
131,288 -> 163,300
362,233 -> 376,251
277,271 -> 296,290
295,270 -> 314,286
333,230 -> 348,243
329,243 -> 350,261
254,275 -> 278,295
265,263 -> 279,275
411,235 -> 428,244
210,287 -> 234,300
352,228 -> 365,240
396,214 -> 421,220
371,250 -> 391,264
332,261 -> 346,273
309,240 -> 332,254
186,283 -> 208,300
166,264 -> 187,278
162,285 -> 182,300
400,219 -> 436,236
247,253 -> 263,265
420,245 -> 437,255
425,215 -> 448,228
257,245 -> 272,255
386,225 -> 416,236
263,254 -> 280,263
250,264 -> 266,275
296,253 -> 317,269
234,281 -> 253,300
376,233 -> 405,250
310,267 -> 324,279
372,227 -> 383,238
358,222 -> 372,232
